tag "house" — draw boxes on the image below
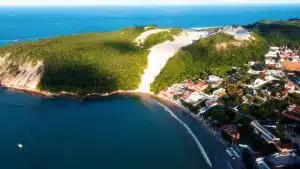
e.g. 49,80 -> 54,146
205,99 -> 218,108
220,124 -> 240,141
246,78 -> 268,89
285,81 -> 295,93
194,80 -> 208,92
159,88 -> 176,100
270,46 -> 280,51
212,88 -> 226,98
171,84 -> 187,95
282,104 -> 300,123
265,59 -> 277,65
183,81 -> 197,91
180,90 -> 193,101
265,75 -> 279,82
255,152 -> 300,169
184,91 -> 207,105
283,61 -> 300,72
265,52 -> 278,58
248,69 -> 262,75
278,140 -> 295,155
248,61 -> 257,66
207,75 -> 223,84
265,70 -> 285,78
250,120 -> 280,144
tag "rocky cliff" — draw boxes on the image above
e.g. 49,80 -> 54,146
0,53 -> 43,90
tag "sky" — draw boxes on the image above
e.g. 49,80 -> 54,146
0,0 -> 300,6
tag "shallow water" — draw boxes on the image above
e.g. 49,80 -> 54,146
0,89 -> 231,169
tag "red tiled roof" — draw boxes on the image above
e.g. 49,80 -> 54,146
220,124 -> 240,140
282,61 -> 300,71
282,111 -> 300,122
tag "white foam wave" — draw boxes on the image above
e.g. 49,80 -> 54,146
155,100 -> 212,168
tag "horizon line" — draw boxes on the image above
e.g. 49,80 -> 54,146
1,3 -> 300,7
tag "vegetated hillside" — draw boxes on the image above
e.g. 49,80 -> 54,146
142,28 -> 182,48
245,19 -> 300,48
0,26 -> 181,94
151,32 -> 268,93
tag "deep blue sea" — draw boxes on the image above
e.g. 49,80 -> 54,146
0,5 -> 300,46
0,5 -> 300,169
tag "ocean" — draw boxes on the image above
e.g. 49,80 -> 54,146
0,5 -> 300,46
0,5 -> 299,169
0,89 -> 230,169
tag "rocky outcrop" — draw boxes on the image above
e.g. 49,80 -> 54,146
0,53 -> 43,90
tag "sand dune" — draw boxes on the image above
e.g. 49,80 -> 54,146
137,30 -> 209,93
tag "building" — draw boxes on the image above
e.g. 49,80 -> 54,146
270,46 -> 280,51
205,99 -> 218,108
283,61 -> 300,72
220,124 -> 240,141
265,70 -> 285,78
207,75 -> 223,84
213,88 -> 226,98
248,69 -> 262,75
184,91 -> 207,105
194,80 -> 208,92
180,90 -> 192,101
285,81 -> 295,93
250,121 -> 280,144
282,104 -> 300,123
183,81 -> 197,91
247,79 -> 268,89
255,152 -> 300,169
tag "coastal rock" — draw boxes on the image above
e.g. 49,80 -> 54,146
0,54 -> 43,90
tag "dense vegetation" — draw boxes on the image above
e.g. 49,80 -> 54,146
143,28 -> 182,48
245,19 -> 300,48
0,27 -> 157,94
151,32 -> 268,93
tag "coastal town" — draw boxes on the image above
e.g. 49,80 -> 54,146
158,46 -> 300,169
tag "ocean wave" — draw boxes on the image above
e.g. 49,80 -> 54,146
155,100 -> 212,168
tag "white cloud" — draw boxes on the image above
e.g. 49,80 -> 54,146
0,0 -> 299,6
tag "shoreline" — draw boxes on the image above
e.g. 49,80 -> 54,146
1,86 -> 225,143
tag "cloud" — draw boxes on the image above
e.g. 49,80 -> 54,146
0,0 -> 300,6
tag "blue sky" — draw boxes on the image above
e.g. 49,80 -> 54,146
1,0 -> 300,6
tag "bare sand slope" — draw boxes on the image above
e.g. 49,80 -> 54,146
0,54 -> 43,90
137,30 -> 209,93
223,27 -> 252,40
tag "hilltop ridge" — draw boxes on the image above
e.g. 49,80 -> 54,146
0,20 -> 299,96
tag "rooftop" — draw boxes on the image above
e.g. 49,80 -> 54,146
250,121 -> 280,144
283,61 -> 300,72
262,153 -> 300,169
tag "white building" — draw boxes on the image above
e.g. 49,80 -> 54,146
185,91 -> 208,105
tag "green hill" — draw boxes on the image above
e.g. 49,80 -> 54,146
245,19 -> 300,48
151,32 -> 268,93
0,27 -> 181,94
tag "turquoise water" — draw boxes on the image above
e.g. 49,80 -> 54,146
0,89 -> 230,169
0,5 -> 300,46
